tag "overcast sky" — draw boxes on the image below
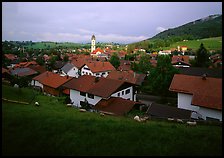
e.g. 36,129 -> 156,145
2,2 -> 222,44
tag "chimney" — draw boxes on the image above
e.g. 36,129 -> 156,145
67,75 -> 69,79
202,73 -> 207,80
134,72 -> 136,78
95,77 -> 99,83
103,61 -> 104,66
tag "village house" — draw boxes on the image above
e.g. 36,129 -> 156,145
107,70 -> 146,86
117,60 -> 131,71
10,67 -> 38,77
81,61 -> 115,78
31,71 -> 72,96
158,50 -> 171,55
169,74 -> 222,121
90,47 -> 108,58
93,97 -> 141,116
14,61 -> 38,68
62,75 -> 137,108
171,55 -> 191,68
60,62 -> 78,78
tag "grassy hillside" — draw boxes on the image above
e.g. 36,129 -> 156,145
2,85 -> 222,156
151,14 -> 222,40
161,36 -> 222,51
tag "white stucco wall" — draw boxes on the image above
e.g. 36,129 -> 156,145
67,67 -> 79,78
31,80 -> 43,89
199,107 -> 222,121
70,89 -> 102,107
81,65 -> 109,78
111,86 -> 135,101
178,93 -> 222,121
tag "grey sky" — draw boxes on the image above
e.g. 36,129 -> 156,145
2,2 -> 222,44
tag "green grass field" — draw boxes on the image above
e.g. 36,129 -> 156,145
2,85 -> 222,156
26,42 -> 84,49
161,36 -> 222,51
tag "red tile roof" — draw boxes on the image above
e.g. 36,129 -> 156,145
91,48 -> 104,54
169,74 -> 222,110
87,77 -> 125,98
62,75 -> 96,92
107,70 -> 146,86
4,54 -> 17,60
93,97 -> 139,115
172,55 -> 189,63
33,71 -> 72,89
28,65 -> 46,73
14,61 -> 38,68
71,58 -> 86,69
63,75 -> 131,98
2,67 -> 9,74
85,61 -> 115,73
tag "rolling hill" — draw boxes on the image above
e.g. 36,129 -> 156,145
127,14 -> 222,52
150,14 -> 222,40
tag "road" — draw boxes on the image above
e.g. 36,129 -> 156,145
136,93 -> 177,106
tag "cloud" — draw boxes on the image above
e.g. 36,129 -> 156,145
156,26 -> 166,33
34,32 -> 147,44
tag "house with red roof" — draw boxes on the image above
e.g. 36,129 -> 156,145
4,54 -> 18,61
31,71 -> 72,96
169,74 -> 222,121
117,60 -> 131,71
171,55 -> 191,68
14,61 -> 38,68
62,75 -> 136,108
107,70 -> 146,86
81,61 -> 115,78
90,48 -> 108,58
93,97 -> 141,116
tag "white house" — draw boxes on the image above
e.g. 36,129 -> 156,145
31,71 -> 53,89
60,62 -> 79,78
62,75 -> 136,108
81,61 -> 115,78
158,50 -> 171,55
169,74 -> 222,121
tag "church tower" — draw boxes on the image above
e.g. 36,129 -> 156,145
91,35 -> 96,53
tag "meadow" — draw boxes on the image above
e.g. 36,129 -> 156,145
2,85 -> 222,156
161,36 -> 222,51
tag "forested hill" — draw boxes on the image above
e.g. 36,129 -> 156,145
150,14 -> 222,40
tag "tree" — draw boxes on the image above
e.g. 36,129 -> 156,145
131,54 -> 151,74
194,43 -> 210,67
109,53 -> 120,69
36,56 -> 44,65
63,54 -> 69,62
146,55 -> 179,100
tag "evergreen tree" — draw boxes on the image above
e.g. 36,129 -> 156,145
194,43 -> 210,67
146,55 -> 179,99
109,53 -> 120,69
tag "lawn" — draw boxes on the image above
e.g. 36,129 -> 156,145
2,85 -> 222,156
161,36 -> 222,51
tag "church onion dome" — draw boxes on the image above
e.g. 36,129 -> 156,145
91,35 -> 95,40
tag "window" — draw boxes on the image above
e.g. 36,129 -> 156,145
117,92 -> 120,97
122,91 -> 124,95
102,72 -> 105,75
88,93 -> 94,99
84,67 -> 90,70
80,101 -> 86,106
80,92 -> 86,97
125,89 -> 130,94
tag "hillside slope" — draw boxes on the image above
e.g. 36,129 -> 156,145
150,14 -> 222,40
